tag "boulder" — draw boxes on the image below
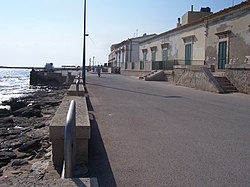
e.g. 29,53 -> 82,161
13,106 -> 42,118
10,100 -> 27,112
34,123 -> 45,129
11,159 -> 29,168
0,151 -> 17,166
0,108 -> 11,118
18,139 -> 41,152
9,141 -> 23,149
0,117 -> 13,124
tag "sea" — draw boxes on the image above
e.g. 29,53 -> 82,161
0,68 -> 34,107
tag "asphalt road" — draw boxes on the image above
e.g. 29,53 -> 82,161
86,73 -> 250,187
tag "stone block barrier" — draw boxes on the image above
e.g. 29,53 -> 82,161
50,94 -> 90,168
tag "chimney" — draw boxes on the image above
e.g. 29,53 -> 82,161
177,18 -> 181,27
191,5 -> 194,12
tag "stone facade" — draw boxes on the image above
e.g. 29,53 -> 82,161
225,64 -> 250,94
174,65 -> 222,93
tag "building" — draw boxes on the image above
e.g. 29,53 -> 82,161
132,1 -> 250,72
205,1 -> 250,70
108,34 -> 156,71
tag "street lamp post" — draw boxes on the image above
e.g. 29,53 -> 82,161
82,0 -> 87,84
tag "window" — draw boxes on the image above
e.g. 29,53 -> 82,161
140,61 -> 144,70
151,47 -> 157,61
142,49 -> 147,61
161,43 -> 168,62
162,48 -> 168,62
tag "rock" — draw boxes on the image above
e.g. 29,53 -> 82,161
0,117 -> 14,128
18,139 -> 41,152
34,123 -> 45,129
11,159 -> 29,169
16,152 -> 31,159
0,117 -> 13,124
0,168 -> 3,177
46,101 -> 61,107
13,106 -> 42,118
32,104 -> 41,110
10,100 -> 27,112
44,151 -> 52,159
9,141 -> 23,149
0,108 -> 11,117
0,151 -> 17,166
30,160 -> 49,180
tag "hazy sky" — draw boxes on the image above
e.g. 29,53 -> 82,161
0,0 -> 245,67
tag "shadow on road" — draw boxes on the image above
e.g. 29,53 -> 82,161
86,94 -> 117,187
86,82 -> 183,99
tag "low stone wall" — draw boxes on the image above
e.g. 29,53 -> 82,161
173,65 -> 222,93
121,70 -> 151,77
225,64 -> 250,94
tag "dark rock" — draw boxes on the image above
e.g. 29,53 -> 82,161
0,117 -> 13,124
0,129 -> 22,139
10,100 -> 27,112
34,123 -> 45,129
9,141 -> 23,149
0,168 -> 3,176
5,134 -> 21,140
0,151 -> 17,166
13,106 -> 42,118
4,129 -> 21,136
11,159 -> 29,167
0,151 -> 17,159
46,101 -> 61,107
32,104 -> 41,110
0,108 -> 11,117
18,139 -> 41,152
16,152 -> 31,159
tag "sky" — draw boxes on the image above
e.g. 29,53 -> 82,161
0,0 -> 245,67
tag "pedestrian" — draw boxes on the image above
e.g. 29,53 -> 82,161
97,65 -> 101,77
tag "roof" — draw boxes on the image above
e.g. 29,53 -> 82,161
111,34 -> 156,50
140,0 -> 250,44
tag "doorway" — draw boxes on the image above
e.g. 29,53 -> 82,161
218,41 -> 227,69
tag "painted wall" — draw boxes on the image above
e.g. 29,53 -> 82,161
139,23 -> 206,66
205,7 -> 250,69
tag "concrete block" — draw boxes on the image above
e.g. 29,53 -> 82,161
76,139 -> 88,164
50,96 -> 90,166
73,78 -> 84,84
51,139 -> 64,167
67,84 -> 85,96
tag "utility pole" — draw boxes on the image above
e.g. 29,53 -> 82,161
82,0 -> 87,84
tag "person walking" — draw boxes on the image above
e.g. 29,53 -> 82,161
97,65 -> 101,77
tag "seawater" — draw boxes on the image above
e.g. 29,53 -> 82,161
0,68 -> 34,105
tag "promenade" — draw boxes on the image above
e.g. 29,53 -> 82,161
86,73 -> 250,186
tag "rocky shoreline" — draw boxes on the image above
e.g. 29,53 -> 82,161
0,87 -> 67,186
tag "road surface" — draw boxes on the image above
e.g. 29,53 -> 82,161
86,73 -> 250,187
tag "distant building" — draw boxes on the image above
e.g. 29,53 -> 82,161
108,34 -> 156,70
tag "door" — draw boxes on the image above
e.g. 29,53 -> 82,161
218,41 -> 227,69
185,44 -> 192,65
